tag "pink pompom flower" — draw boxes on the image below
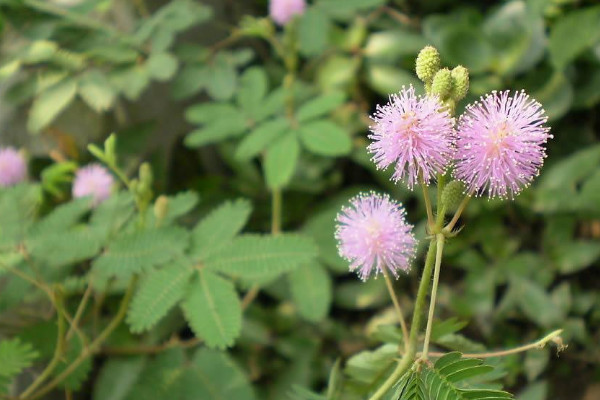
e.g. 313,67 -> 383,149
335,192 -> 417,281
72,164 -> 114,206
269,0 -> 306,26
368,86 -> 455,189
453,90 -> 552,199
0,147 -> 27,187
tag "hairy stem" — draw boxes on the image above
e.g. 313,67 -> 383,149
382,268 -> 410,352
25,278 -> 137,400
421,233 -> 445,360
368,239 -> 437,400
420,179 -> 434,228
19,292 -> 66,399
444,196 -> 471,233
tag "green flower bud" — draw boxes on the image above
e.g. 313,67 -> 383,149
415,46 -> 441,84
450,65 -> 469,101
154,195 -> 169,226
441,180 -> 465,212
431,68 -> 452,100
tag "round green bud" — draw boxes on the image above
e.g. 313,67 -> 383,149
431,68 -> 452,99
450,66 -> 469,101
153,195 -> 169,224
441,180 -> 465,212
415,46 -> 441,84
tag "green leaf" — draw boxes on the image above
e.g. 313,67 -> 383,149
299,120 -> 352,156
237,67 -> 268,118
0,184 -> 42,251
317,55 -> 359,90
189,199 -> 252,260
366,63 -> 422,96
206,53 -> 237,101
184,115 -> 248,147
92,227 -> 189,280
421,353 -> 513,400
122,349 -> 184,400
317,0 -> 385,20
289,263 -> 332,322
549,6 -> 600,70
0,338 -> 38,378
185,102 -> 238,124
109,66 -> 150,100
28,78 -> 77,133
191,348 -> 256,399
364,30 -> 427,62
127,260 -> 194,333
296,92 -> 346,123
298,8 -> 331,56
172,64 -> 208,99
78,70 -> 116,112
511,277 -> 562,327
235,118 -> 289,161
204,234 -> 318,281
254,87 -> 286,122
181,270 -> 242,349
146,52 -> 178,82
93,357 -> 146,400
264,132 -> 299,189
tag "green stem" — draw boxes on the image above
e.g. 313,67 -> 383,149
420,179 -> 434,229
271,189 -> 282,235
24,278 -> 137,400
19,291 -> 66,399
421,233 -> 445,360
368,239 -> 437,400
382,268 -> 410,352
444,196 -> 471,233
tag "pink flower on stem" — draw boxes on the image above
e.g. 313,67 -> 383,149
72,164 -> 114,206
368,86 -> 455,189
453,90 -> 552,199
269,0 -> 306,26
0,147 -> 27,187
335,193 -> 417,281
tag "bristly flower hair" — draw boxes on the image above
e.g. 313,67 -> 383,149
72,164 -> 114,206
453,90 -> 552,199
335,192 -> 417,281
368,85 -> 455,189
0,147 -> 27,187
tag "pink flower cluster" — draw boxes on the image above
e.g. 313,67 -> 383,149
269,0 -> 306,26
0,147 -> 27,187
335,193 -> 417,280
368,86 -> 551,199
72,164 -> 114,206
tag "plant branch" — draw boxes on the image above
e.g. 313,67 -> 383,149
444,196 -> 470,233
368,239 -> 438,400
19,292 -> 66,399
421,233 -> 445,360
65,284 -> 92,342
420,178 -> 434,229
24,278 -> 137,400
381,268 -> 410,352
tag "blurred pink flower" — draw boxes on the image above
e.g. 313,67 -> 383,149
269,0 -> 306,26
453,90 -> 552,199
72,164 -> 114,206
368,86 -> 455,189
335,193 -> 417,281
0,147 -> 27,187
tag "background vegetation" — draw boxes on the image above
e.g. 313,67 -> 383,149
0,0 -> 599,399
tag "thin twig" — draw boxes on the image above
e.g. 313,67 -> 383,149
381,268 -> 410,352
444,196 -> 471,233
420,178 -> 434,229
65,284 -> 92,342
421,234 -> 445,360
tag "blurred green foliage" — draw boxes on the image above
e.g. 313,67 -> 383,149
0,0 -> 599,399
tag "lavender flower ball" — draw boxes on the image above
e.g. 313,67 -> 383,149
72,164 -> 114,206
0,147 -> 27,187
269,0 -> 306,26
368,85 -> 455,189
453,90 -> 552,199
335,193 -> 417,281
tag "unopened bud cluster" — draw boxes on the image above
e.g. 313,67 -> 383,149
415,46 -> 469,105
